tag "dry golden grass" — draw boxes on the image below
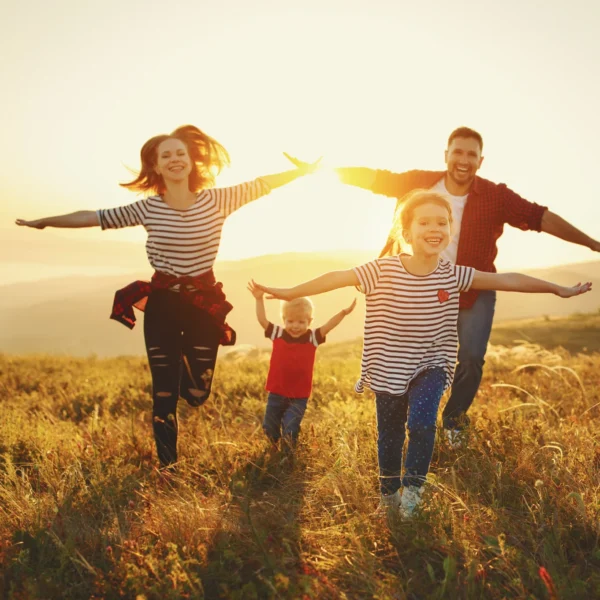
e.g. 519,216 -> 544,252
1,330 -> 600,598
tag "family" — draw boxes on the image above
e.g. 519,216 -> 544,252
16,125 -> 595,518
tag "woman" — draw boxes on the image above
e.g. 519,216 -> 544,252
16,124 -> 318,468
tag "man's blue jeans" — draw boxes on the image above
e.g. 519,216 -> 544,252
262,393 -> 308,446
442,290 -> 496,430
375,367 -> 446,495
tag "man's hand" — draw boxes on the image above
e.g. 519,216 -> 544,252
555,281 -> 592,298
283,153 -> 322,175
342,298 -> 357,316
247,279 -> 265,299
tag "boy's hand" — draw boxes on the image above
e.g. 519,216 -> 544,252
555,281 -> 592,298
342,298 -> 357,315
247,279 -> 265,299
16,218 -> 46,229
283,152 -> 323,175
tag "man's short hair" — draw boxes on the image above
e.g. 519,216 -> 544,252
448,127 -> 483,151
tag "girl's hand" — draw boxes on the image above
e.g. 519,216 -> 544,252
15,218 -> 46,229
342,298 -> 357,315
253,283 -> 294,301
283,152 -> 322,175
247,279 -> 265,299
555,281 -> 592,298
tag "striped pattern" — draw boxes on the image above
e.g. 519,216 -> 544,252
97,178 -> 271,276
353,255 -> 474,395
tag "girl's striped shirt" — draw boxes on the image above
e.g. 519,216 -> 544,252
353,255 -> 474,395
96,178 -> 271,276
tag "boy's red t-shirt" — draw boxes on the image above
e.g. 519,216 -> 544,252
264,322 -> 326,398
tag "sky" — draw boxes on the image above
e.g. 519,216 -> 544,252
1,0 -> 600,282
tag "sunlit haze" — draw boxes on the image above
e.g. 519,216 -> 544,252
2,0 -> 599,283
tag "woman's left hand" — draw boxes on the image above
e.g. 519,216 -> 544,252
556,281 -> 592,298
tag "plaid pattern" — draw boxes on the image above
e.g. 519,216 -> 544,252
369,169 -> 548,308
110,270 -> 236,346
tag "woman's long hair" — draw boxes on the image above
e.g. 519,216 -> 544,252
121,125 -> 231,195
379,189 -> 454,257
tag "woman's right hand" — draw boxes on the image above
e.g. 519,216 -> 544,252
15,218 -> 46,229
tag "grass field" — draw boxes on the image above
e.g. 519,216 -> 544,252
1,314 -> 599,599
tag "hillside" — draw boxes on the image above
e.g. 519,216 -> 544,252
0,253 -> 598,355
1,340 -> 599,598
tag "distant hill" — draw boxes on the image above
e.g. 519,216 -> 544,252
0,252 -> 598,356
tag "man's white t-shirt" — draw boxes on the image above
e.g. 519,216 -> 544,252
430,178 -> 468,264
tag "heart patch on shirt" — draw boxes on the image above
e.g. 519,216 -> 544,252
437,289 -> 450,303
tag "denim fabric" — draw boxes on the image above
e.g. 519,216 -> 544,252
262,393 -> 308,446
442,290 -> 496,430
144,289 -> 221,466
375,367 -> 446,495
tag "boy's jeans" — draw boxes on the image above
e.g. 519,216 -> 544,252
375,367 -> 446,495
263,393 -> 308,446
442,290 -> 496,430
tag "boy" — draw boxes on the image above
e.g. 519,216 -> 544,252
248,280 -> 356,448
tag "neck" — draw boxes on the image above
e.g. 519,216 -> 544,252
444,173 -> 472,196
402,251 -> 439,275
162,179 -> 195,207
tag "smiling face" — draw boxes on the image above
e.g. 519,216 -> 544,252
154,138 -> 193,186
282,308 -> 312,338
444,136 -> 484,192
403,202 -> 452,258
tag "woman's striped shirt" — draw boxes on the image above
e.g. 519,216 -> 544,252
97,178 -> 271,276
353,255 -> 474,396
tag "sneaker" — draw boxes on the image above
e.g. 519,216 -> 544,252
445,428 -> 464,449
400,485 -> 423,518
378,489 -> 401,515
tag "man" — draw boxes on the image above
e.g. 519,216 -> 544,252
287,127 -> 600,446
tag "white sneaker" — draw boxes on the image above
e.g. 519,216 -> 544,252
445,428 -> 464,449
400,485 -> 423,518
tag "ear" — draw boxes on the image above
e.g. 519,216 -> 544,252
402,229 -> 412,244
478,155 -> 484,168
444,149 -> 449,165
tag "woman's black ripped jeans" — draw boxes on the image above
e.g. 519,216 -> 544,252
144,289 -> 221,467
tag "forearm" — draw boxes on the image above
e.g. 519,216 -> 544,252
320,310 -> 346,336
475,272 -> 561,294
287,271 -> 358,299
255,298 -> 269,328
334,167 -> 377,190
42,211 -> 100,228
260,168 -> 306,190
541,210 -> 599,250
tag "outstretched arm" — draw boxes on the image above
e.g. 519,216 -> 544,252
541,210 -> 600,253
247,281 -> 270,329
472,270 -> 592,298
255,269 -> 360,301
318,299 -> 357,336
16,211 -> 100,229
259,157 -> 321,190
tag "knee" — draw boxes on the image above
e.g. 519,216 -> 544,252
407,421 -> 436,439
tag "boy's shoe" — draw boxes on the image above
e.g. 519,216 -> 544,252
445,428 -> 465,449
399,485 -> 424,518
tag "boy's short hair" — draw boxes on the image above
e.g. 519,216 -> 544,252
281,297 -> 314,318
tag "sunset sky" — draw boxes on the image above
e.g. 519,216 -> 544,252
2,0 -> 599,282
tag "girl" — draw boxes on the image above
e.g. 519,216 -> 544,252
254,189 -> 592,517
16,124 -> 318,469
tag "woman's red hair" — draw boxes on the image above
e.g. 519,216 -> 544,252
121,125 -> 230,195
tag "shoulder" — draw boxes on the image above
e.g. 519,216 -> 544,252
473,176 -> 513,196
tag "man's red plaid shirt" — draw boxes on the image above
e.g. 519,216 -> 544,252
361,169 -> 547,309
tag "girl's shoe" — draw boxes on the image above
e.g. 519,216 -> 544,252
400,485 -> 424,518
378,489 -> 401,514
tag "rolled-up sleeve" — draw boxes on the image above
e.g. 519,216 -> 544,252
500,184 -> 547,232
97,200 -> 146,230
212,178 -> 271,217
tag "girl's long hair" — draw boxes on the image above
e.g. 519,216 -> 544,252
121,125 -> 231,195
379,189 -> 454,257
